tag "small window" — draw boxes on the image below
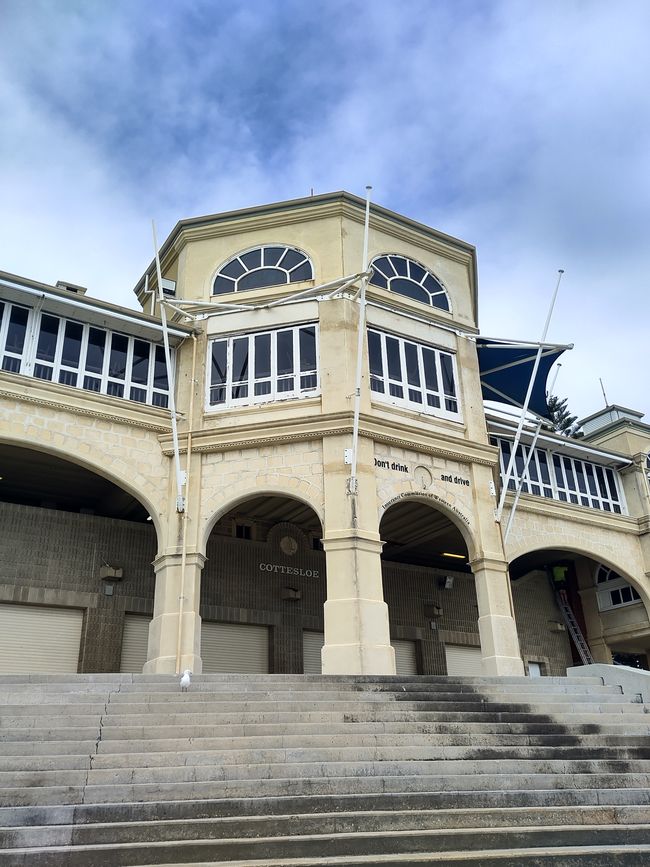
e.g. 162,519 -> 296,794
595,564 -> 642,611
370,255 -> 450,312
213,246 -> 313,295
235,523 -> 252,540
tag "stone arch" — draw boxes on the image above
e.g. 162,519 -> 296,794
0,433 -> 164,548
508,540 -> 650,614
201,482 -> 324,552
379,491 -> 478,562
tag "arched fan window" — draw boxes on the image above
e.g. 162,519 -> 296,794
369,254 -> 450,312
213,246 -> 313,295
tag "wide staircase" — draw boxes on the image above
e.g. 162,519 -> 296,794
1,673 -> 650,865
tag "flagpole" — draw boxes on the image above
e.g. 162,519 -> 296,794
495,269 -> 564,523
502,364 -> 561,543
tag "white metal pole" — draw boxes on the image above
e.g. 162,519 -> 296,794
348,186 -> 372,509
152,220 -> 186,513
503,365 -> 561,543
495,269 -> 564,523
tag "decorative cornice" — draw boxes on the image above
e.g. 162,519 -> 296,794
159,409 -> 498,466
0,378 -> 171,433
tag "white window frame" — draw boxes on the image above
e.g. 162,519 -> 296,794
367,328 -> 461,422
0,302 -> 171,409
595,565 -> 642,612
207,323 -> 320,410
212,245 -> 314,295
492,436 -> 627,515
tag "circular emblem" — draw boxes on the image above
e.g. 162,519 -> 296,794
280,535 -> 298,556
414,466 -> 432,490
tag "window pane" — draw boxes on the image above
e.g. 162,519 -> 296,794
585,464 -> 598,496
404,342 -> 420,386
211,341 -> 227,384
86,328 -> 106,373
108,334 -> 128,379
34,363 -> 53,381
290,261 -> 312,281
386,337 -> 401,379
280,249 -> 303,270
6,306 -> 29,353
61,321 -> 83,368
36,315 -> 60,362
369,268 -> 387,289
391,256 -> 408,277
240,249 -> 262,270
277,330 -> 294,376
253,333 -> 271,378
264,246 -> 285,266
537,451 -> 550,485
221,259 -> 246,279
232,337 -> 249,384
299,327 -> 316,371
153,345 -> 168,390
238,268 -> 285,291
131,340 -> 150,385
422,349 -> 438,391
368,331 -> 383,377
390,278 -> 429,304
440,354 -> 456,396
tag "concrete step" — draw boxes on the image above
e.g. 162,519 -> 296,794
3,804 -> 650,848
87,745 -> 650,770
133,846 -> 650,866
3,824 -> 650,866
5,788 -> 650,828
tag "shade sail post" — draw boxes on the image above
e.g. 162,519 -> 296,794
495,270 -> 565,523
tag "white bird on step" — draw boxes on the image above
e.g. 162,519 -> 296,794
180,670 -> 192,691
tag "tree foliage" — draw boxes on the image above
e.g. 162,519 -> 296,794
547,394 -> 583,438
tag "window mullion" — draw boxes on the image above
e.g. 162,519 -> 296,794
22,306 -> 40,376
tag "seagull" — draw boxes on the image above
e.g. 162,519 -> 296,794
180,670 -> 192,692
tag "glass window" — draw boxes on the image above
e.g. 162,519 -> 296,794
493,438 -> 627,515
369,254 -> 451,312
36,315 -> 60,362
367,329 -> 461,421
213,246 -> 313,295
108,334 -> 128,379
6,306 -> 29,354
86,328 -> 106,374
208,324 -> 319,408
131,340 -> 150,385
61,321 -> 83,368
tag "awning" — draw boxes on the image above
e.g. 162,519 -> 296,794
476,338 -> 572,420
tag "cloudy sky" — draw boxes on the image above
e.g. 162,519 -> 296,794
1,0 -> 648,421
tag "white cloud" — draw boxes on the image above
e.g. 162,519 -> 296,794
1,0 -> 648,420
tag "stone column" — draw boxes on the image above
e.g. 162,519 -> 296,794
321,529 -> 395,674
471,556 -> 524,675
144,551 -> 206,674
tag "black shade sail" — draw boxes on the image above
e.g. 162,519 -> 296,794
476,338 -> 571,420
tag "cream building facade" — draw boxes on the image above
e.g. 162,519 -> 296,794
1,193 -> 649,678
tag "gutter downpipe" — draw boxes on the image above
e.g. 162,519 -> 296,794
348,186 -> 372,525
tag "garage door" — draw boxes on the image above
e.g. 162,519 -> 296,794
0,603 -> 83,673
445,644 -> 482,676
303,633 -> 417,675
201,621 -> 269,673
120,614 -> 152,673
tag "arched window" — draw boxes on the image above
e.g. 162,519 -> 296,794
213,246 -> 313,295
369,254 -> 450,312
595,564 -> 641,611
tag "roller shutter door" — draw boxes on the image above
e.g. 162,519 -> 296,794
120,614 -> 152,673
392,639 -> 418,675
303,631 -> 325,674
302,633 -> 417,675
201,621 -> 269,673
0,603 -> 82,673
445,644 -> 482,676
